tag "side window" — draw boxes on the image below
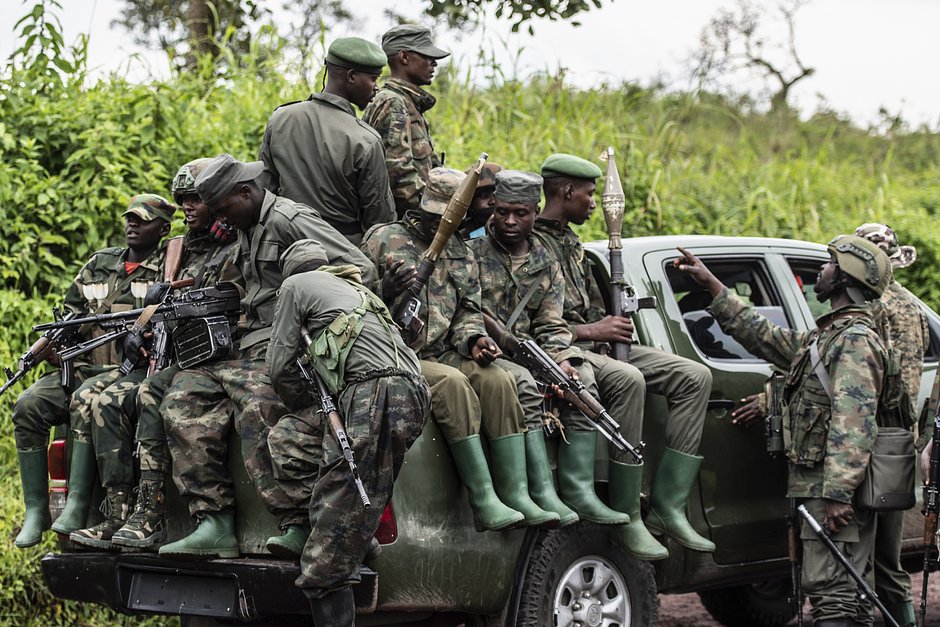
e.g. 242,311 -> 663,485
664,258 -> 790,362
786,258 -> 832,319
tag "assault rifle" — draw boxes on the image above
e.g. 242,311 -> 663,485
483,311 -> 643,463
0,307 -> 83,396
399,153 -> 487,333
297,328 -> 370,508
797,505 -> 900,627
920,410 -> 940,627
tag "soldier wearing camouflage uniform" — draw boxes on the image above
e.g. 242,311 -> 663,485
266,240 -> 429,626
678,236 -> 891,626
159,154 -> 376,561
258,37 -> 395,246
534,153 -> 714,560
42,195 -> 172,544
361,167 -> 528,531
362,25 -> 449,218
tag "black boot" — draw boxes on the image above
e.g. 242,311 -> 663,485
310,586 -> 355,627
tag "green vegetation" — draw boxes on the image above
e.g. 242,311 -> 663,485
1,1 -> 938,623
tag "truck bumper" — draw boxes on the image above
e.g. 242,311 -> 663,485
41,552 -> 377,620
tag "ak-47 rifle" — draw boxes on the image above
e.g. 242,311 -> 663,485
920,410 -> 940,627
600,147 -> 657,362
145,235 -> 186,376
297,328 -> 370,508
483,311 -> 643,463
399,153 -> 488,333
797,505 -> 900,627
0,307 -> 84,397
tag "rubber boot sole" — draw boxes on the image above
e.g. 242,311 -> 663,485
112,528 -> 167,550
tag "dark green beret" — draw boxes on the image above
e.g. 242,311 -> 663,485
326,37 -> 386,74
495,170 -> 542,205
540,153 -> 602,180
382,24 -> 450,59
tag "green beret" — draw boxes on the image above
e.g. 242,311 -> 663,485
279,239 -> 328,277
123,193 -> 177,223
495,170 -> 542,205
420,167 -> 466,216
326,37 -> 386,74
195,154 -> 264,208
382,24 -> 450,59
540,153 -> 602,180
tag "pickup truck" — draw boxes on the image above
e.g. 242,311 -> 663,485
41,235 -> 940,626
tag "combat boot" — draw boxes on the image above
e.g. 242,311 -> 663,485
51,440 -> 97,535
15,448 -> 51,548
489,433 -> 560,527
266,524 -> 312,560
159,512 -> 239,560
524,431 -> 579,527
309,586 -> 355,627
448,435 -> 524,531
112,473 -> 166,550
70,487 -> 133,550
556,430 -> 631,526
646,447 -> 716,552
608,460 -> 669,560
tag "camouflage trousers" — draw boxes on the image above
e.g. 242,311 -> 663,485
269,371 -> 429,598
11,364 -> 113,450
161,343 -> 306,527
135,365 -> 179,474
87,369 -> 149,488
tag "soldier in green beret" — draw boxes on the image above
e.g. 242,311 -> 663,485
363,25 -> 450,218
460,162 -> 503,239
535,153 -> 715,560
258,37 -> 394,246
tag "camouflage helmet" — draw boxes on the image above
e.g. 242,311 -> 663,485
171,158 -> 213,199
827,234 -> 891,297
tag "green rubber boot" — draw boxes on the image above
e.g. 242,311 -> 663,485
489,434 -> 559,527
449,435 -> 524,531
885,601 -> 915,627
15,448 -> 51,548
158,513 -> 239,560
266,524 -> 312,560
524,431 -> 578,527
557,430 -> 631,526
608,460 -> 669,560
646,448 -> 716,552
51,440 -> 97,535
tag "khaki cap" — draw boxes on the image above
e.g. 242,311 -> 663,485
194,154 -> 264,207
382,24 -> 450,59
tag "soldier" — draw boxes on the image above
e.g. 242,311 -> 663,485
460,162 -> 503,239
159,154 -> 375,560
361,167 -> 529,531
258,37 -> 395,246
266,239 -> 430,626
534,153 -> 714,560
44,194 -> 172,542
362,24 -> 450,217
677,236 -> 891,626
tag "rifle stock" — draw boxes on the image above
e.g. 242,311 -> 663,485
0,308 -> 82,397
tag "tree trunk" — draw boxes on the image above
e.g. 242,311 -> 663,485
185,0 -> 213,69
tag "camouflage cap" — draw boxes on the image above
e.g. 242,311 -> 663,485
172,158 -> 213,198
420,167 -> 466,216
467,162 -> 503,191
382,24 -> 450,59
540,153 -> 603,180
855,222 -> 916,269
194,154 -> 264,207
495,170 -> 542,205
122,193 -> 177,223
279,239 -> 328,277
326,37 -> 386,74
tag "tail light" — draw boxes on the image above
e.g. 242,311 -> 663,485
374,503 -> 397,545
48,439 -> 68,481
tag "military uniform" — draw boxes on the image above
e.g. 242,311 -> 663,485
265,241 -> 429,600
710,288 -> 886,624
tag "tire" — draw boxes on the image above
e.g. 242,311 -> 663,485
698,578 -> 797,627
515,522 -> 659,627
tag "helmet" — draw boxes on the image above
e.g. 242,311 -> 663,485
171,158 -> 212,199
854,222 -> 916,269
827,234 -> 891,298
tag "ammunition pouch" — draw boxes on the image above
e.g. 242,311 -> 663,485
855,427 -> 916,512
174,316 -> 233,369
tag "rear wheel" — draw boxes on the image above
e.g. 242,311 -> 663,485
698,578 -> 797,627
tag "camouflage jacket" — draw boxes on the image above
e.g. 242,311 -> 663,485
467,228 -> 580,363
709,288 -> 886,503
177,229 -> 238,289
362,78 -> 442,217
223,190 -> 377,350
532,217 -> 607,350
258,92 -> 395,245
881,279 -> 929,416
360,216 -> 484,361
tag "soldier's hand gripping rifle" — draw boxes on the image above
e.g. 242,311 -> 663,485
297,328 -> 371,508
483,311 -> 643,463
797,505 -> 900,627
919,410 -> 940,627
600,147 -> 657,361
118,277 -> 196,376
399,153 -> 488,333
0,307 -> 84,396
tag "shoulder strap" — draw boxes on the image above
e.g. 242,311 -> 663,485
809,339 -> 833,400
506,277 -> 545,331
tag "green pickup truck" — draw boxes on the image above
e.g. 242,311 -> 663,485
41,235 -> 940,626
